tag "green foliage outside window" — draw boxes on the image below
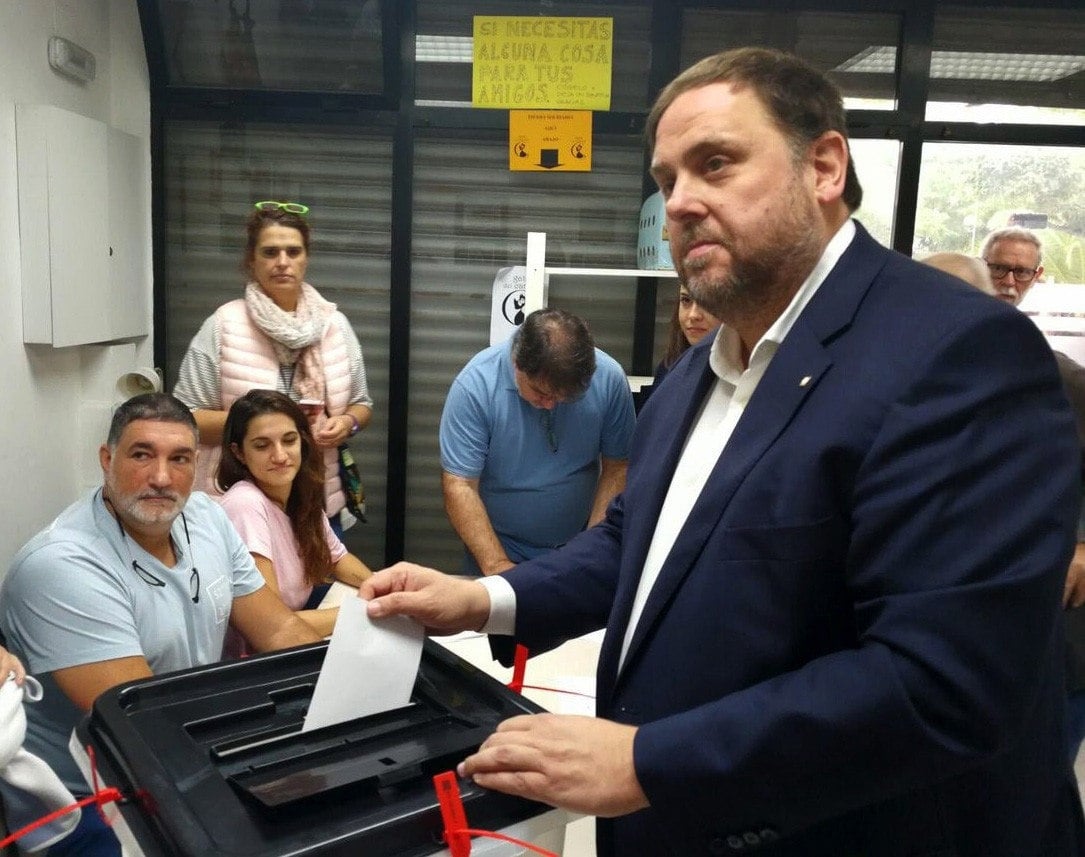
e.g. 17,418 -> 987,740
916,144 -> 1085,284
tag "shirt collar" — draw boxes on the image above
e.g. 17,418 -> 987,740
502,337 -> 519,390
710,219 -> 857,382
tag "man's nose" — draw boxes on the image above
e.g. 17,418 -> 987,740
148,458 -> 172,486
665,175 -> 705,221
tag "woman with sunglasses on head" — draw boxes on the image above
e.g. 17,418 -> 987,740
174,201 -> 373,541
217,390 -> 373,656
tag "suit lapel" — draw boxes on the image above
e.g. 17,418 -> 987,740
596,354 -> 717,685
605,224 -> 892,691
615,326 -> 832,679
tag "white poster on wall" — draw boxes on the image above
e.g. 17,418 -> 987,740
490,265 -> 528,346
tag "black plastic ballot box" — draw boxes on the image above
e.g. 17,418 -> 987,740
75,640 -> 566,857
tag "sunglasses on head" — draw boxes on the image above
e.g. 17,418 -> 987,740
254,200 -> 310,215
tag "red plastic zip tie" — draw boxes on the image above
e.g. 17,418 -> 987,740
507,646 -> 596,701
432,772 -> 558,857
433,771 -> 471,857
0,788 -> 123,850
508,644 -> 529,693
87,745 -> 117,825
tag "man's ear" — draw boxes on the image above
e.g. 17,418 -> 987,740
809,131 -> 849,205
99,444 -> 112,476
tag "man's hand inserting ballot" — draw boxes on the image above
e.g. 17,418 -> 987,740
458,713 -> 648,818
360,562 -> 491,634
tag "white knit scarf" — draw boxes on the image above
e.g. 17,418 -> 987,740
245,281 -> 336,402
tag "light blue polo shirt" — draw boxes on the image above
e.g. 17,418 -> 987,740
440,339 -> 635,572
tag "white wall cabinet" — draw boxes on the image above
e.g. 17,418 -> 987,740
16,104 -> 148,347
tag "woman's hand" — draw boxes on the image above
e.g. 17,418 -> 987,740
298,401 -> 324,429
313,414 -> 354,448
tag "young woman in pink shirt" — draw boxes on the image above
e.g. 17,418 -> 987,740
216,390 -> 372,654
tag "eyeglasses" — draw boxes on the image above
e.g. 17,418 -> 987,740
984,261 -> 1039,283
541,409 -> 558,453
108,504 -> 201,604
254,200 -> 310,215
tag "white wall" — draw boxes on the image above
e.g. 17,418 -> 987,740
0,0 -> 151,567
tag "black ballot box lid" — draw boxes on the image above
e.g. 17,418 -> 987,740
76,639 -> 553,857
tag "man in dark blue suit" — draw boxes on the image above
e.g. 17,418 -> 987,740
364,47 -> 1084,855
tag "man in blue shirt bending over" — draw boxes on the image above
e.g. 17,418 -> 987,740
440,308 -> 635,576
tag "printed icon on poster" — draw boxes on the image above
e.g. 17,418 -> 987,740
491,266 -> 528,346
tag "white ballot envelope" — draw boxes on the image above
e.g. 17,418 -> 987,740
302,597 -> 425,732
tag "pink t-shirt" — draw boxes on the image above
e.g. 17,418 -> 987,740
217,480 -> 346,656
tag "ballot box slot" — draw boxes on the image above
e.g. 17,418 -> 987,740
186,701 -> 278,739
212,704 -> 477,771
185,683 -> 317,745
267,683 -> 314,704
225,712 -> 486,810
201,722 -> 305,758
207,699 -> 428,760
205,675 -> 480,761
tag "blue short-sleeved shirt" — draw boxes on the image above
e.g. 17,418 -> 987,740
439,339 -> 635,570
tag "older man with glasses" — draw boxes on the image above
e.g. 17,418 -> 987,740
981,225 -> 1045,306
0,393 -> 321,857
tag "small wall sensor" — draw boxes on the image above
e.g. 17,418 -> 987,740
48,36 -> 96,83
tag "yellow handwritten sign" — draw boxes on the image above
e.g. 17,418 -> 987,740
509,110 -> 592,172
473,16 -> 612,110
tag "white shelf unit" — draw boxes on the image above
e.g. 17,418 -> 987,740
523,231 -> 676,314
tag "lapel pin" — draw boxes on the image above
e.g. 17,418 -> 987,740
799,376 -> 811,387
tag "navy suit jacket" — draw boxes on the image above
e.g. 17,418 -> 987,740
496,224 -> 1085,856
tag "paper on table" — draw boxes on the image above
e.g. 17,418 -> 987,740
302,596 -> 425,732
